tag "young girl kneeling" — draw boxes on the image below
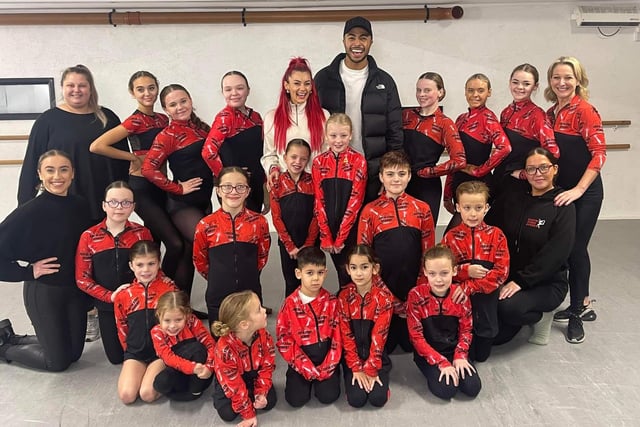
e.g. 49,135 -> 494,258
114,241 -> 177,404
407,244 -> 481,400
151,291 -> 215,401
212,291 -> 277,426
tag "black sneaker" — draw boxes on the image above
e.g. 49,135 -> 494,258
566,313 -> 585,344
554,302 -> 597,322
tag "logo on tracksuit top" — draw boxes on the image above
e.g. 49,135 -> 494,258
525,218 -> 546,229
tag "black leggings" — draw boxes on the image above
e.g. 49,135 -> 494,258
97,309 -> 124,365
414,353 -> 481,400
406,175 -> 442,225
154,368 -> 212,401
494,280 -> 567,344
169,204 -> 210,296
4,281 -> 86,371
568,178 -> 603,308
468,290 -> 499,362
129,175 -> 184,282
385,314 -> 414,354
284,365 -> 341,407
213,377 -> 277,420
343,365 -> 390,408
279,241 -> 300,298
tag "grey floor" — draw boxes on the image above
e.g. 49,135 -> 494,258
1,220 -> 639,427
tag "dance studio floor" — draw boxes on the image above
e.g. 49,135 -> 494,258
1,220 -> 639,426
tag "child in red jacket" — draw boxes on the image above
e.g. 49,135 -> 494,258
276,246 -> 342,407
338,245 -> 393,408
212,291 -> 276,426
114,241 -> 177,404
442,181 -> 509,361
407,244 -> 481,400
151,291 -> 215,401
312,113 -> 367,287
270,139 -> 319,297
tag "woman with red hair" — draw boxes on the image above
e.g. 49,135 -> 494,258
261,57 -> 330,188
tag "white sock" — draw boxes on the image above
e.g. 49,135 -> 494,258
528,311 -> 554,345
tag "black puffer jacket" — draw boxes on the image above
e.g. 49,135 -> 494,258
315,54 -> 403,184
494,186 -> 576,289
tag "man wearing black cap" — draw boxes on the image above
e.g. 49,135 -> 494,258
315,16 -> 403,203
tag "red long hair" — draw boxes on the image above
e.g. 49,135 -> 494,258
273,57 -> 325,153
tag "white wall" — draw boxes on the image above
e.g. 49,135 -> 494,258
0,3 -> 638,224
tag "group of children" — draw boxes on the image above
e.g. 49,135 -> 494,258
88,106 -> 520,427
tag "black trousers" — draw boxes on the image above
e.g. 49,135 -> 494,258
414,353 -> 481,400
4,281 -> 87,372
97,308 -> 124,365
343,365 -> 390,408
468,289 -> 499,362
213,376 -> 277,421
284,365 -> 341,407
279,241 -> 301,298
385,314 -> 414,354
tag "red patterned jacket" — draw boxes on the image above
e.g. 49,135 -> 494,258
214,329 -> 276,420
402,107 -> 466,178
358,192 -> 435,302
270,171 -> 319,253
312,148 -> 367,248
76,219 -> 153,309
546,94 -> 606,189
202,105 -> 263,177
407,283 -> 472,368
338,282 -> 393,377
442,222 -> 510,295
276,288 -> 342,381
151,313 -> 216,373
114,273 -> 177,357
121,110 -> 169,155
193,208 -> 270,317
497,100 -> 558,177
444,106 -> 511,200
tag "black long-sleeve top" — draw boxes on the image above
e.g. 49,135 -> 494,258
0,191 -> 92,286
494,186 -> 575,289
18,107 -> 129,221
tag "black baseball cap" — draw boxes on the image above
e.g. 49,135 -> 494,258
343,16 -> 372,37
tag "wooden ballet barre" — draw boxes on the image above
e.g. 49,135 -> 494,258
0,159 -> 23,165
602,120 -> 631,126
0,135 -> 29,141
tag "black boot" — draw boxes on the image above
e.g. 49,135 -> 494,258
0,318 -> 15,345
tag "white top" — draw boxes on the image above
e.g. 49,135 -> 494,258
261,101 -> 330,174
339,60 -> 368,155
298,289 -> 317,304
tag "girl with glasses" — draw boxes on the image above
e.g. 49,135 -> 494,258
193,167 -> 271,322
75,181 -> 153,364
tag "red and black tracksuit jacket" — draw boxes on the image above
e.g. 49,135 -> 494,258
114,274 -> 177,359
203,105 -> 264,178
407,283 -> 473,368
358,192 -> 435,302
270,171 -> 319,252
402,107 -> 466,178
442,222 -> 510,296
141,119 -> 213,209
498,100 -> 558,177
214,329 -> 276,420
121,110 -> 169,155
546,95 -> 606,189
193,208 -> 270,313
151,313 -> 216,374
338,282 -> 393,377
76,219 -> 153,310
312,148 -> 367,249
445,106 -> 511,201
276,288 -> 342,381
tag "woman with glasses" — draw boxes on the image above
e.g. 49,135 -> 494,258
75,181 -> 153,364
193,167 -> 271,322
491,148 -> 575,346
545,56 -> 605,344
141,84 -> 212,310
